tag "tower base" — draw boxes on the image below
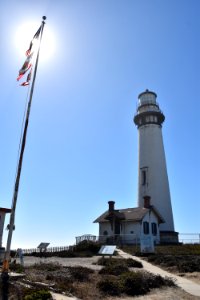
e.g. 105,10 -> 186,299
160,231 -> 179,244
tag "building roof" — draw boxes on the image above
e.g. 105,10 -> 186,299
93,206 -> 165,224
0,207 -> 11,213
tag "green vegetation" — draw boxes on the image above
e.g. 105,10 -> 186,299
9,262 -> 25,273
69,266 -> 94,281
97,257 -> 143,268
121,244 -> 200,256
146,254 -> 200,273
99,264 -> 129,275
28,240 -> 101,258
98,271 -> 175,296
24,289 -> 52,300
121,244 -> 200,273
97,255 -> 175,297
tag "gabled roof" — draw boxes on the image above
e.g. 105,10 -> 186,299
93,206 -> 165,224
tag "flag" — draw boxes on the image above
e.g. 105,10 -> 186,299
17,24 -> 42,83
25,25 -> 42,56
20,68 -> 32,86
17,54 -> 33,81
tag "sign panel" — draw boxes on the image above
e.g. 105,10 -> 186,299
37,242 -> 50,250
98,245 -> 116,255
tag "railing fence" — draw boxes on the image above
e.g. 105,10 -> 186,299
15,233 -> 200,255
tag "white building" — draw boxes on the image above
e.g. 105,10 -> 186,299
0,207 -> 11,248
134,90 -> 178,243
94,89 -> 178,245
94,199 -> 164,245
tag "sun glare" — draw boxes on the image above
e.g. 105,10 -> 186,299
15,21 -> 55,62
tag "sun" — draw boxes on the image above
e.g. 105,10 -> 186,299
15,21 -> 55,62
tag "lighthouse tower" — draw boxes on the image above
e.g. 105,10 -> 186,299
134,90 -> 178,243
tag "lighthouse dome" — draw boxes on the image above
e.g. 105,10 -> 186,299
138,89 -> 157,106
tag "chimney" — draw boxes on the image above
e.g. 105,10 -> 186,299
108,201 -> 115,212
143,196 -> 151,208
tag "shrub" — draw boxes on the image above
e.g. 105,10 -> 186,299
126,258 -> 143,268
97,277 -> 122,296
178,259 -> 200,273
97,257 -> 143,268
31,263 -> 61,272
97,266 -> 176,297
120,272 -> 149,295
24,289 -> 52,300
9,262 -> 24,273
75,240 -> 101,254
69,266 -> 94,282
99,264 -> 129,276
136,272 -> 175,290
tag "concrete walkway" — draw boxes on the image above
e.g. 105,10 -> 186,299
117,249 -> 200,298
51,292 -> 79,300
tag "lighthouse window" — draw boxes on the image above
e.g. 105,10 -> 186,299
146,116 -> 150,122
142,170 -> 146,185
154,116 -> 158,122
151,223 -> 157,236
143,221 -> 149,234
150,116 -> 154,122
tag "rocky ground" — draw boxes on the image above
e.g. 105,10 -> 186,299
2,243 -> 200,300
3,254 -> 199,299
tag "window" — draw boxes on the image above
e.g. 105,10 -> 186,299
103,230 -> 108,236
151,223 -> 157,236
143,221 -> 149,234
142,170 -> 146,185
146,116 -> 150,122
150,115 -> 154,122
140,167 -> 148,186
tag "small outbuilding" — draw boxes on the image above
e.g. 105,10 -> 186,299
0,207 -> 11,248
94,196 -> 165,245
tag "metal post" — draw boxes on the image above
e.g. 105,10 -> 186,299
1,17 -> 46,300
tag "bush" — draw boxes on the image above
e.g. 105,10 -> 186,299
75,240 -> 101,254
69,266 -> 94,282
99,264 -> 129,276
97,277 -> 122,295
31,263 -> 61,272
97,270 -> 176,297
9,262 -> 24,273
120,272 -> 149,295
24,289 -> 52,300
126,258 -> 143,268
143,273 -> 174,289
97,257 -> 143,268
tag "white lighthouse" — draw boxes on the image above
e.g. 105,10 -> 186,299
134,90 -> 178,243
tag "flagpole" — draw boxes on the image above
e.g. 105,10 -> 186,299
1,16 -> 46,298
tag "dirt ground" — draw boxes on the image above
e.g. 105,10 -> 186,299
107,287 -> 200,300
12,255 -> 200,300
182,272 -> 200,285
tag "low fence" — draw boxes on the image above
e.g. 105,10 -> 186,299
18,233 -> 200,255
22,246 -> 73,255
75,233 -> 200,245
179,233 -> 200,244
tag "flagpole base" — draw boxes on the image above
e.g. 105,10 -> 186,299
1,271 -> 9,300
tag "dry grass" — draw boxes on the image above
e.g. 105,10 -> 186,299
179,272 -> 200,285
107,287 -> 200,300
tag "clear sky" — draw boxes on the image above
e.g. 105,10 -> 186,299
0,0 -> 199,249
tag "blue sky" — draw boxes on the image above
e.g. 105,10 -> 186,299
0,0 -> 199,248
